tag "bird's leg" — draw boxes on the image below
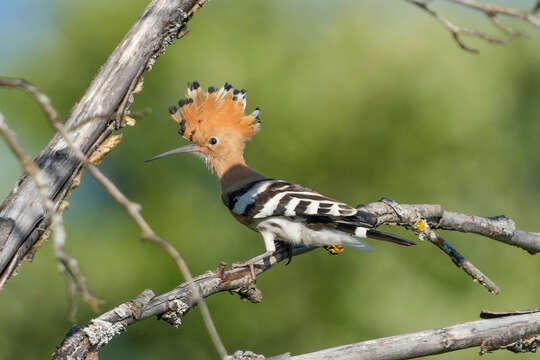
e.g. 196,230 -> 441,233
324,244 -> 344,255
275,240 -> 294,265
232,231 -> 277,278
286,243 -> 294,264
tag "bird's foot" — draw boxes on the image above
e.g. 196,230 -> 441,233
324,244 -> 344,255
232,251 -> 276,279
275,241 -> 294,265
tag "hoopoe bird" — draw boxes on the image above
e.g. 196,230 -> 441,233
147,82 -> 415,267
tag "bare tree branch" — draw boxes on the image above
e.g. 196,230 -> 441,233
0,0 -> 228,357
4,74 -> 539,356
448,0 -> 540,27
489,14 -> 527,38
406,0 -> 540,52
0,111 -> 101,317
406,0 -> 507,53
1,1 -> 538,359
10,83 -> 539,358
415,218 -> 500,294
355,199 -> 540,254
3,83 -> 535,357
275,311 -> 540,359
354,198 -> 539,293
53,245 -> 313,360
53,195 -> 540,358
0,74 -> 228,357
0,0 -> 204,290
53,240 -> 540,360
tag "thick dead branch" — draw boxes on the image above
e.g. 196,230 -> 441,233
0,0 -> 205,288
276,311 -> 540,359
0,112 -> 101,316
53,245 -> 313,360
406,0 -> 540,52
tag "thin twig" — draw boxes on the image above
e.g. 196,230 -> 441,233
376,198 -> 499,293
416,218 -> 499,293
448,0 -> 540,27
0,112 -> 101,317
488,13 -> 527,38
406,0 -> 540,52
0,76 -> 228,359
406,0 -> 507,53
53,211 -> 103,320
50,106 -> 149,134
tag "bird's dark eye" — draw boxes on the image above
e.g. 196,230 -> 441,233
209,137 -> 218,145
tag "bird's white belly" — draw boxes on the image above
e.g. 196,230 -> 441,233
255,217 -> 365,248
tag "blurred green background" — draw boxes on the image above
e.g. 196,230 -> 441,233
1,1 -> 539,359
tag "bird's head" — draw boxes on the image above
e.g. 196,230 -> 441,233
146,82 -> 261,176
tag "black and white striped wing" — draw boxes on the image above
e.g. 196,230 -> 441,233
225,179 -> 416,246
228,179 -> 358,220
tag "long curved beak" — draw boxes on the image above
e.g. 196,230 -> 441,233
145,144 -> 202,163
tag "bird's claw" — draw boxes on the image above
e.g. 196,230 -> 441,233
324,244 -> 344,255
275,241 -> 294,265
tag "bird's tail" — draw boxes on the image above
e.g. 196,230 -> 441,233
335,222 -> 416,246
365,229 -> 416,246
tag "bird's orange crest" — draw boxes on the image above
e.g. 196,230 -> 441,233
168,82 -> 261,146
